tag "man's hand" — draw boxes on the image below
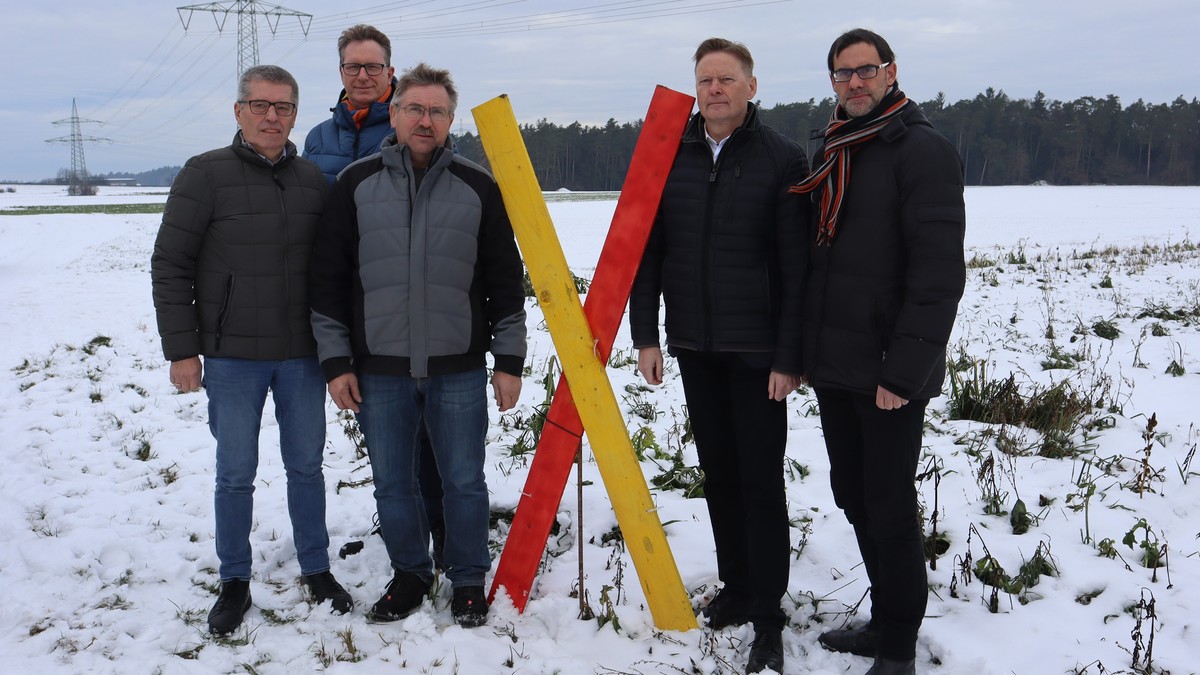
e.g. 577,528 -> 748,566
876,385 -> 909,410
170,357 -> 203,393
637,346 -> 663,385
768,370 -> 801,401
329,373 -> 362,412
492,371 -> 522,411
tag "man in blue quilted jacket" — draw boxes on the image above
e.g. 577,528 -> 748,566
303,24 -> 398,183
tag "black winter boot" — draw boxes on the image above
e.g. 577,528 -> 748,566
746,628 -> 783,673
207,579 -> 252,636
865,657 -> 917,675
366,570 -> 430,622
818,621 -> 879,657
451,585 -> 489,627
699,587 -> 750,630
301,570 -> 353,614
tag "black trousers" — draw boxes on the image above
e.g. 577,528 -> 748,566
675,349 -> 790,631
815,387 -> 928,661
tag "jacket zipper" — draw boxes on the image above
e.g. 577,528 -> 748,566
275,167 -> 291,357
216,273 -> 236,352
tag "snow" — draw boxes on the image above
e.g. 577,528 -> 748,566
1,183 -> 1198,674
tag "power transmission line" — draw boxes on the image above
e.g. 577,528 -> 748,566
45,99 -> 111,196
178,1 -> 313,78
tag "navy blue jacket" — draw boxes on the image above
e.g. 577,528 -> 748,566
302,81 -> 397,184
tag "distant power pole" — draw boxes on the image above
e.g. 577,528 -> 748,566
45,99 -> 110,196
177,1 -> 313,78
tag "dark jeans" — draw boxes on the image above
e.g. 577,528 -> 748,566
415,424 -> 444,539
675,349 -> 790,631
815,387 -> 928,661
357,369 -> 490,586
204,356 -> 330,580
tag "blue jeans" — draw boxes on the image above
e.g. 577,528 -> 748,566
356,369 -> 490,586
204,356 -> 330,581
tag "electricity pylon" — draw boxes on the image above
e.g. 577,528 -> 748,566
45,99 -> 110,196
178,1 -> 312,78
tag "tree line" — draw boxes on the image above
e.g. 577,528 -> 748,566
455,90 -> 1200,190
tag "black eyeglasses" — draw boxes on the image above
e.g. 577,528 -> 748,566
341,62 -> 387,76
238,100 -> 297,116
398,103 -> 451,123
830,62 -> 891,83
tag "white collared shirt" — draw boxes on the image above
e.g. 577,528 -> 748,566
704,124 -> 730,161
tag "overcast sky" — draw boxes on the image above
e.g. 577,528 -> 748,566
3,0 -> 1190,182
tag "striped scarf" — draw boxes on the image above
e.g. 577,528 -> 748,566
341,85 -> 395,129
790,86 -> 910,245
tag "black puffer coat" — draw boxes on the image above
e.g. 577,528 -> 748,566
151,133 -> 328,362
630,104 -> 809,374
802,104 -> 965,400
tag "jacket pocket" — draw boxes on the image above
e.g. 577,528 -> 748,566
872,296 -> 892,354
215,273 -> 236,352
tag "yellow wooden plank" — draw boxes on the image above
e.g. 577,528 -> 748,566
473,94 -> 697,631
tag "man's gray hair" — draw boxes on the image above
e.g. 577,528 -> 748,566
392,62 -> 458,115
238,64 -> 299,103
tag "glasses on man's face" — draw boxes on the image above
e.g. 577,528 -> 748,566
238,100 -> 297,116
341,62 -> 387,77
399,103 -> 451,123
830,62 -> 891,83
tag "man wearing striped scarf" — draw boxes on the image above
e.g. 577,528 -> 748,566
793,29 -> 966,675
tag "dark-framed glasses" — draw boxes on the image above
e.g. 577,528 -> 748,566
238,99 -> 297,116
399,103 -> 451,123
830,62 -> 891,83
341,62 -> 387,76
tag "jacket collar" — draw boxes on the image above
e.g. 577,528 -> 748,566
330,78 -> 399,127
683,101 -> 761,143
231,131 -> 296,167
380,134 -> 452,173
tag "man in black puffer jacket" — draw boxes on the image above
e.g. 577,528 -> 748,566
151,64 -> 351,637
794,29 -> 966,675
629,37 -> 809,675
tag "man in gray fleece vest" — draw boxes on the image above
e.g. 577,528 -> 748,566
309,63 -> 527,628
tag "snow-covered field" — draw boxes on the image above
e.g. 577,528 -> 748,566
1,184 -> 1198,674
